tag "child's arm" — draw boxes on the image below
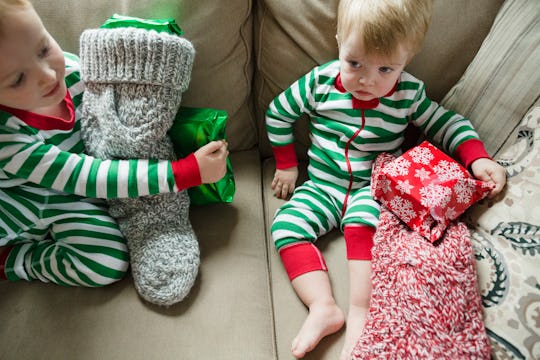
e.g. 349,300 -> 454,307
266,69 -> 317,198
0,133 -> 203,199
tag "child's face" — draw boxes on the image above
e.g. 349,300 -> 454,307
0,6 -> 66,114
338,33 -> 411,101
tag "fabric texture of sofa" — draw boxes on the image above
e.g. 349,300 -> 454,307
1,0 -> 538,359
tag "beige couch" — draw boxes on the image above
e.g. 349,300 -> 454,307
1,0 -> 539,359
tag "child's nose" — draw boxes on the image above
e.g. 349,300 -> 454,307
358,70 -> 376,85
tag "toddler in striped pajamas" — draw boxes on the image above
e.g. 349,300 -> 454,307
265,0 -> 506,358
0,1 -> 227,287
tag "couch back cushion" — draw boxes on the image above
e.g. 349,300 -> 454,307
441,0 -> 540,156
34,0 -> 257,152
255,0 -> 504,159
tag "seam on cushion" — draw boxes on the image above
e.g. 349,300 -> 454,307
237,0 -> 259,148
260,156 -> 279,359
255,3 -> 278,350
254,1 -> 275,159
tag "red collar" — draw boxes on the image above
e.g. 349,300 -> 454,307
0,91 -> 75,131
334,73 -> 397,109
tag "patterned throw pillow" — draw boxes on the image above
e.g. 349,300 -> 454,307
465,106 -> 540,359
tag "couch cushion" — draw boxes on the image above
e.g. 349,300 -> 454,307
0,150 -> 276,360
34,0 -> 257,152
254,0 -> 503,159
441,0 -> 540,156
465,106 -> 540,360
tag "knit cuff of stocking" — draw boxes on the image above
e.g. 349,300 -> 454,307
79,27 -> 195,91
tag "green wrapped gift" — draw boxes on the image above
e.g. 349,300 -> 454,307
169,107 -> 235,205
100,13 -> 183,35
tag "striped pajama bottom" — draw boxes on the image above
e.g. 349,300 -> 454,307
272,180 -> 380,248
271,179 -> 380,279
0,186 -> 129,287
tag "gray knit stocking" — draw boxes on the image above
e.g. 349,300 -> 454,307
79,28 -> 199,306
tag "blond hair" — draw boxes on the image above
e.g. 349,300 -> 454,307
337,0 -> 432,57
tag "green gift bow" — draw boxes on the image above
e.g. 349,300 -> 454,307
169,107 -> 235,206
100,14 -> 235,205
100,13 -> 184,35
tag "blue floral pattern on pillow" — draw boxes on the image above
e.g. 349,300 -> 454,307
466,106 -> 540,360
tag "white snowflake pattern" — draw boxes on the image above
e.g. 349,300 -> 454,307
454,179 -> 475,204
389,196 -> 416,223
396,179 -> 414,194
378,177 -> 393,194
445,206 -> 459,220
433,160 -> 466,182
420,183 -> 452,208
414,167 -> 432,181
384,157 -> 411,177
408,146 -> 434,165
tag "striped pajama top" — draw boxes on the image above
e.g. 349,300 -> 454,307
0,52 -> 179,200
266,60 -> 488,191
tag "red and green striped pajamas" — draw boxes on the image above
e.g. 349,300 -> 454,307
0,53 -> 185,286
266,60 -> 489,280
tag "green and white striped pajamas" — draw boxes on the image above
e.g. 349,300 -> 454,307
0,53 -> 180,286
267,60 -> 486,262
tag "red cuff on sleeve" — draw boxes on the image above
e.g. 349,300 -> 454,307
454,139 -> 492,170
272,143 -> 298,170
171,153 -> 202,191
344,225 -> 375,260
279,243 -> 328,281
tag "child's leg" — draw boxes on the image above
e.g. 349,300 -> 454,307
340,187 -> 379,359
340,259 -> 372,360
340,224 -> 376,359
272,182 -> 343,358
1,195 -> 129,286
291,269 -> 345,359
3,219 -> 128,286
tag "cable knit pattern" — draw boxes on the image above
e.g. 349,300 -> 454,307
351,154 -> 491,359
79,27 -> 199,306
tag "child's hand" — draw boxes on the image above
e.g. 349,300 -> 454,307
272,167 -> 298,199
194,140 -> 229,184
470,158 -> 507,198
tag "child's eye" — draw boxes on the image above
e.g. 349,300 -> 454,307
379,66 -> 393,74
349,61 -> 361,69
10,74 -> 24,88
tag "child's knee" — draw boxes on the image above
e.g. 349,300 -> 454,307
92,262 -> 129,287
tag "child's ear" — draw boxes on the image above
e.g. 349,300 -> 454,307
335,34 -> 340,47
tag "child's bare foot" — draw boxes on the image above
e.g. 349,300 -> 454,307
291,300 -> 345,358
339,305 -> 368,360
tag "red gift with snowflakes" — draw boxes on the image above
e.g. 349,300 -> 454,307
372,141 -> 494,242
